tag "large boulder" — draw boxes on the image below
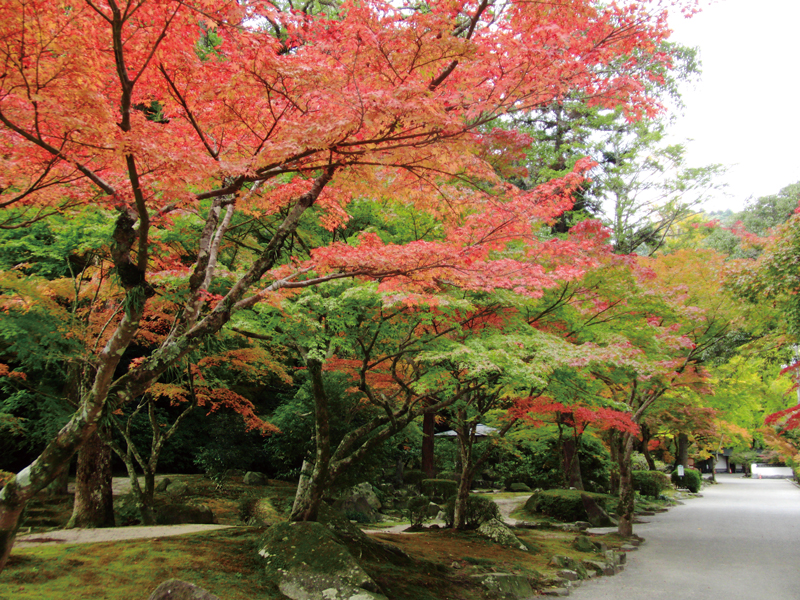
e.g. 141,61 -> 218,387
147,579 -> 220,600
156,502 -> 215,525
334,483 -> 383,523
477,518 -> 528,551
258,521 -> 387,600
166,480 -> 189,497
243,471 -> 269,485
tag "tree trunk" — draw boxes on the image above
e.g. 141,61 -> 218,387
640,424 -> 657,471
453,417 -> 474,530
67,428 -> 115,528
562,436 -> 584,490
616,432 -> 636,538
290,359 -> 331,522
677,432 -> 689,469
608,432 -> 620,496
421,410 -> 436,479
453,464 -> 474,530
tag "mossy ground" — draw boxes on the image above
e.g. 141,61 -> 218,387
3,479 -> 647,600
1,528 -> 274,600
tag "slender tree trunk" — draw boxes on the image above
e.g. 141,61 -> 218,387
67,427 -> 115,529
608,431 -> 621,496
291,359 -> 331,522
453,416 -> 475,530
562,436 -> 584,490
616,432 -> 636,538
640,424 -> 657,471
421,410 -> 436,479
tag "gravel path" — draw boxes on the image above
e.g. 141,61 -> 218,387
15,524 -> 233,548
571,474 -> 800,600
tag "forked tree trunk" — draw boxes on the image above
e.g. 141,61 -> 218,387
68,427 -> 115,529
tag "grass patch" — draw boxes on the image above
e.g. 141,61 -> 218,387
1,528 -> 276,600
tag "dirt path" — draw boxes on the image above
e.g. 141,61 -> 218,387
15,524 -> 233,549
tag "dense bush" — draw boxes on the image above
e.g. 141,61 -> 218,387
632,470 -> 671,497
671,469 -> 701,493
403,469 -> 426,488
443,494 -> 500,528
524,489 -> 616,523
406,495 -> 433,528
421,478 -> 458,499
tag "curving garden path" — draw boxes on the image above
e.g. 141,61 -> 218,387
572,474 -> 800,600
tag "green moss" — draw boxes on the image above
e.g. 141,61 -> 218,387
0,529 -> 272,600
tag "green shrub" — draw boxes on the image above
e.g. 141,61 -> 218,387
632,470 -> 671,497
403,469 -> 426,488
421,479 -> 458,499
671,469 -> 701,493
443,494 -> 500,528
524,489 -> 615,523
406,495 -> 432,528
237,492 -> 260,523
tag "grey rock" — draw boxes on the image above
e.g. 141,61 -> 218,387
166,480 -> 188,497
147,579 -> 220,600
258,521 -> 385,600
557,569 -> 579,581
477,518 -> 528,551
243,471 -> 269,485
155,478 -> 171,493
571,535 -> 596,553
156,502 -> 214,525
580,560 -> 607,576
470,573 -> 533,599
542,588 -> 570,597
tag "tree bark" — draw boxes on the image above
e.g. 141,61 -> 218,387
290,359 -> 331,522
562,436 -> 584,490
616,431 -> 636,538
453,414 -> 475,530
677,432 -> 689,469
421,410 -> 436,479
640,424 -> 657,471
67,427 -> 115,529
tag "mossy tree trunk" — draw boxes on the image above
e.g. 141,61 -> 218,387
616,431 -> 636,538
421,410 -> 436,479
68,426 -> 115,529
291,359 -> 331,522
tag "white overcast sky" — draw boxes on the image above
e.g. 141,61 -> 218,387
666,0 -> 800,212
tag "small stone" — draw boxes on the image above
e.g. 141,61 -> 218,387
557,569 -> 579,581
620,544 -> 637,552
147,579 -> 220,600
451,561 -> 461,569
542,587 -> 570,596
